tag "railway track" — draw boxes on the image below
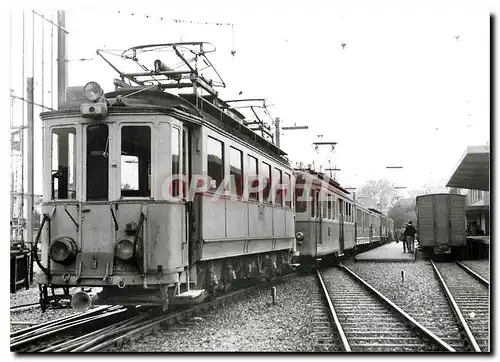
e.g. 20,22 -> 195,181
10,305 -> 137,352
431,261 -> 490,352
11,274 -> 297,352
316,265 -> 455,352
308,278 -> 339,351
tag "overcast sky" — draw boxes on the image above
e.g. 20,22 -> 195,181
3,0 -> 493,199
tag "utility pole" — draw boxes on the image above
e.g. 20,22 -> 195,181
27,77 -> 34,249
57,10 -> 67,108
275,117 -> 280,148
276,119 -> 309,148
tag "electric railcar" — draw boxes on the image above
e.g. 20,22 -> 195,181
35,42 -> 296,311
293,169 -> 394,265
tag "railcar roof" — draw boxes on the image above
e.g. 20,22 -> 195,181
295,169 -> 351,195
40,88 -> 289,165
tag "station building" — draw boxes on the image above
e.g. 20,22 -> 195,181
446,145 -> 490,236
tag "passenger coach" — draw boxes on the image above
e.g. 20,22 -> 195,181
294,169 -> 393,265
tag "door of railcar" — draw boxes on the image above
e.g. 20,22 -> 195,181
338,199 -> 345,255
314,190 -> 322,255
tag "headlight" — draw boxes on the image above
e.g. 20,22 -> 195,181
295,231 -> 304,242
83,81 -> 104,102
50,237 -> 77,265
116,239 -> 135,261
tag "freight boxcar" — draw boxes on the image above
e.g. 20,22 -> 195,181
416,193 -> 466,256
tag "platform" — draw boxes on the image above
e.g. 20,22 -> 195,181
467,235 -> 490,244
355,241 -> 416,262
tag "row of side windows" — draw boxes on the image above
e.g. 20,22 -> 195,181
308,190 -> 355,223
206,135 -> 292,207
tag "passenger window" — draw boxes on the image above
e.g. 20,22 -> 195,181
87,124 -> 109,201
295,176 -> 307,213
230,147 -> 243,198
262,162 -> 272,204
171,128 -> 180,197
322,192 -> 327,219
207,136 -> 224,191
247,155 -> 259,201
327,194 -> 332,220
121,126 -> 151,197
274,168 -> 283,206
315,190 -> 320,218
51,127 -> 77,200
311,189 -> 316,218
284,173 -> 292,208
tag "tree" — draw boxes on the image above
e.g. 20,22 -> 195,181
355,179 -> 398,213
387,199 -> 417,229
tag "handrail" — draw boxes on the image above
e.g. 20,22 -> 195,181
33,214 -> 49,276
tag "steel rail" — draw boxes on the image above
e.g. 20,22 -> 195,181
430,260 -> 482,352
72,312 -> 167,352
82,273 -> 298,352
10,307 -> 126,350
315,269 -> 351,351
10,302 -> 39,310
10,305 -> 112,339
455,261 -> 489,287
83,310 -> 188,352
339,263 -> 455,352
44,314 -> 145,352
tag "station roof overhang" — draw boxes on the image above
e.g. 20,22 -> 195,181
446,145 -> 490,191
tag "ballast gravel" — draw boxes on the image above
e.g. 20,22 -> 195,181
10,285 -> 78,333
116,274 -> 329,352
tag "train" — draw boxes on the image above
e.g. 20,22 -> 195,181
294,169 -> 393,266
34,42 -> 393,311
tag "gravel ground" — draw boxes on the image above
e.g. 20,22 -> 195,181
116,275 -> 331,352
343,260 -> 468,351
462,260 -> 490,281
10,285 -> 78,333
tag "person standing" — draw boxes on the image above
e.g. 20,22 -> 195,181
400,224 -> 408,252
404,221 -> 417,253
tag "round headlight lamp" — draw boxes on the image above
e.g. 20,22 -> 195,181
50,237 -> 77,265
295,231 -> 304,243
83,81 -> 104,102
116,239 -> 135,261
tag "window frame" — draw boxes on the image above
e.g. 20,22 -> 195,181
86,123 -> 111,201
229,146 -> 244,198
327,194 -> 332,220
119,124 -> 153,199
284,172 -> 292,208
207,135 -> 225,193
274,167 -> 283,206
171,126 -> 181,197
50,126 -> 78,201
262,162 -> 272,204
247,154 -> 259,202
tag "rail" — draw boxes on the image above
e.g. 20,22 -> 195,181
315,269 -> 351,351
455,261 -> 489,287
339,263 -> 455,352
430,260 -> 481,352
12,273 -> 297,352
